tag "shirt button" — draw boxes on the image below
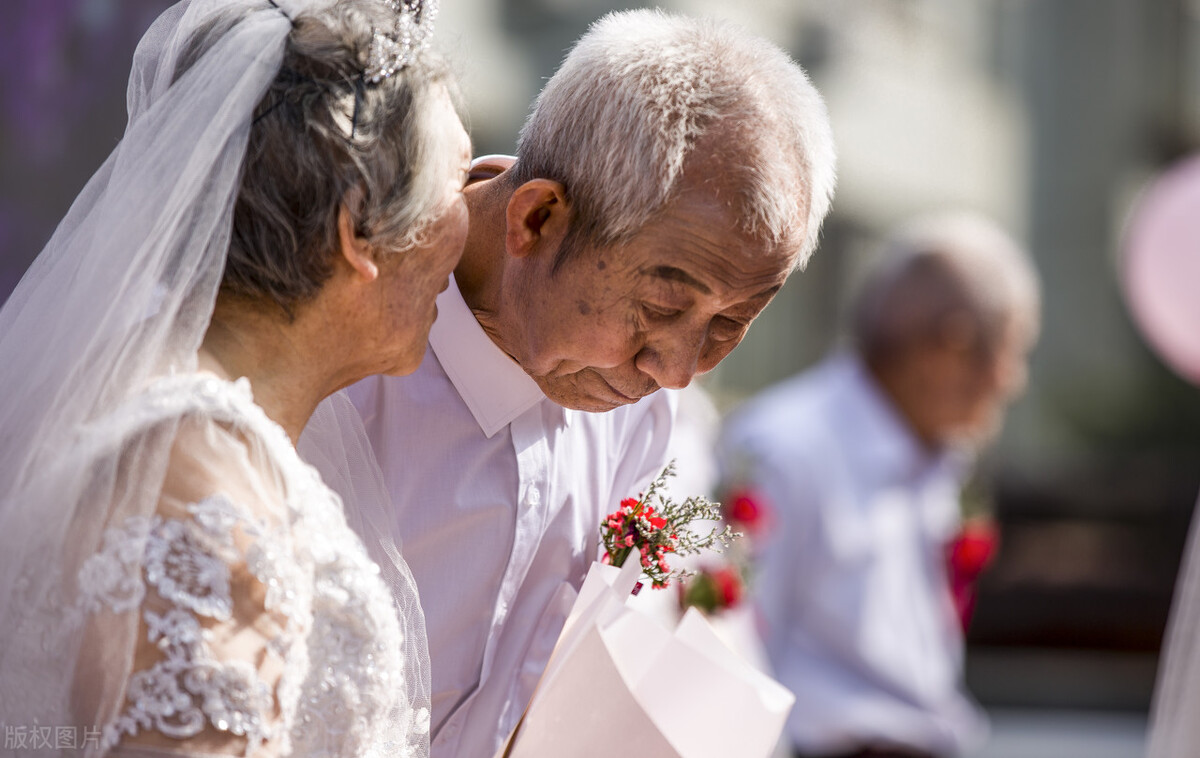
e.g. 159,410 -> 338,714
523,488 -> 541,508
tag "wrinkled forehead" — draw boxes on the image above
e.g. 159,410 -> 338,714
620,210 -> 798,303
653,178 -> 800,259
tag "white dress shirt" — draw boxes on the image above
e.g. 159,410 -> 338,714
719,353 -> 987,757
338,277 -> 675,758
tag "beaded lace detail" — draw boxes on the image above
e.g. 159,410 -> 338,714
75,373 -> 425,757
81,497 -> 276,752
363,0 -> 439,84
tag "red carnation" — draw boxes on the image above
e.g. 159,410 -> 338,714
715,566 -> 743,607
723,488 -> 770,537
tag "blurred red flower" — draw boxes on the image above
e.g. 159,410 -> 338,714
945,519 -> 1000,630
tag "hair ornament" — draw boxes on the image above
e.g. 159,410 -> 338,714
364,0 -> 438,83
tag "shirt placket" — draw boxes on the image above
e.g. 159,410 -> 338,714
431,410 -> 552,756
488,414 -> 552,684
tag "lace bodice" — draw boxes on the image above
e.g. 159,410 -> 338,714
74,373 -> 428,757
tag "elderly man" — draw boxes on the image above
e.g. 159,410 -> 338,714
719,213 -> 1040,758
306,9 -> 836,758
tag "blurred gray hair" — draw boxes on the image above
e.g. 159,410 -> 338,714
852,212 -> 1041,363
218,0 -> 457,316
512,9 -> 836,269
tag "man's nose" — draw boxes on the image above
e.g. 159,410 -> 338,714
634,326 -> 705,390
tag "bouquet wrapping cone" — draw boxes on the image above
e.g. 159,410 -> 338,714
496,549 -> 794,758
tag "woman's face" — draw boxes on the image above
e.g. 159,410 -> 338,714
375,86 -> 471,376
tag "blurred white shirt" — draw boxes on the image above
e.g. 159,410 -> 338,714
719,352 -> 987,757
340,277 -> 675,758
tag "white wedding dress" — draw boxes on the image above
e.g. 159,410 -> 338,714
0,3 -> 436,755
57,371 -> 428,757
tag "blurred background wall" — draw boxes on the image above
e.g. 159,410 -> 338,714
4,0 -> 1200,742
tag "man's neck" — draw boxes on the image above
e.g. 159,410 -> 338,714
865,354 -> 943,454
455,170 -> 514,356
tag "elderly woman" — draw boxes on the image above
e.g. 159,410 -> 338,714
0,1 -> 466,756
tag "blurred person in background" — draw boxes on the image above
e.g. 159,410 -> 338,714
719,212 -> 1040,758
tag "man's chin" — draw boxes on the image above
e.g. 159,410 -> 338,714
569,397 -> 626,413
533,377 -> 634,413
944,413 -> 1003,449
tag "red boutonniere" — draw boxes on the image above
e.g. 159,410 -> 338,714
945,518 -> 1000,629
721,487 -> 772,539
679,563 -> 745,615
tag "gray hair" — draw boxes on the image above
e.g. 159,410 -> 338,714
221,0 -> 457,316
852,212 -> 1041,363
513,9 -> 836,268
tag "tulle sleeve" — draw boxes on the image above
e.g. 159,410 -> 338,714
75,412 -> 309,758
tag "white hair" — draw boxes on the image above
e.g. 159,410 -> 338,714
218,1 -> 457,316
513,9 -> 836,267
852,211 -> 1042,361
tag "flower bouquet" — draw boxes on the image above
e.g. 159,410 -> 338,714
494,462 -> 794,758
599,461 -> 736,592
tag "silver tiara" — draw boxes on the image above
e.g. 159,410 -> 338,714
364,0 -> 438,83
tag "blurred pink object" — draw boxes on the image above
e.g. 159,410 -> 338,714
1124,153 -> 1200,384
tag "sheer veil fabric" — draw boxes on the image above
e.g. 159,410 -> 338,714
0,1 -> 429,755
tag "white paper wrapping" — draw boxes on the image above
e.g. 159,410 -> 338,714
496,553 -> 794,758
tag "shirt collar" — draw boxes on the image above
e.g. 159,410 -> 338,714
429,275 -> 547,438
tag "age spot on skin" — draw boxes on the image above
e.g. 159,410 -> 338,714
597,260 -> 607,270
577,300 -> 592,315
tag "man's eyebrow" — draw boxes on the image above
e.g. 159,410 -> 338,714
648,265 -> 711,295
754,283 -> 784,301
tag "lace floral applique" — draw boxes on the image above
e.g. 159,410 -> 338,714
143,516 -> 234,620
82,494 -> 283,755
189,493 -> 259,541
289,536 -> 411,756
413,706 -> 430,735
103,610 -> 273,751
75,375 -> 424,757
77,516 -> 153,614
246,537 -> 309,626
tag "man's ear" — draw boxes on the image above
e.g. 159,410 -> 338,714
504,179 -> 571,260
337,202 -> 379,282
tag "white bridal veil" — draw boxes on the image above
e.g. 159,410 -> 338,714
0,0 -> 429,754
